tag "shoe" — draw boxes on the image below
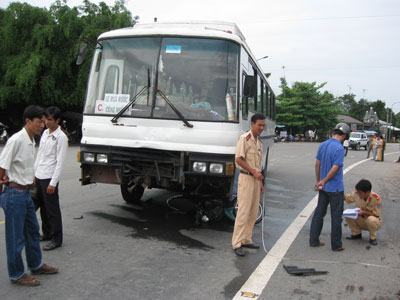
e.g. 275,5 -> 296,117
310,242 -> 325,247
242,243 -> 260,249
31,263 -> 59,275
233,247 -> 246,257
43,241 -> 61,251
40,235 -> 51,242
346,234 -> 362,240
369,239 -> 378,246
332,247 -> 344,252
12,274 -> 40,286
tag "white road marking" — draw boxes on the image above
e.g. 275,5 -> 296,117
233,151 -> 400,299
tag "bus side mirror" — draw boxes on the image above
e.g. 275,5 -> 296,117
76,42 -> 88,66
243,75 -> 256,98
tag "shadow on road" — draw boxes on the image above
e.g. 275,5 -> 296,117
90,198 -> 234,251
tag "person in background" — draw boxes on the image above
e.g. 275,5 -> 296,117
343,139 -> 349,157
0,105 -> 58,287
372,135 -> 381,161
309,123 -> 350,252
375,135 -> 384,162
345,179 -> 381,246
34,106 -> 68,251
380,134 -> 385,161
367,134 -> 376,159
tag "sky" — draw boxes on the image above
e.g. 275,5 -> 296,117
1,0 -> 400,113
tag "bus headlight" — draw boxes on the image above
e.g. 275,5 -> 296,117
96,154 -> 108,164
83,152 -> 95,163
193,162 -> 207,173
209,163 -> 223,174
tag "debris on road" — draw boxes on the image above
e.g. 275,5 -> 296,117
283,265 -> 328,276
73,215 -> 84,220
240,291 -> 258,298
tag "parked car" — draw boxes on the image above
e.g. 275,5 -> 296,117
349,132 -> 368,150
364,130 -> 378,138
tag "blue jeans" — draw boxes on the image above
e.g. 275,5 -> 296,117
310,190 -> 344,250
1,187 -> 42,280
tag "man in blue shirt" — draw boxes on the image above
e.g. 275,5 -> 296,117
310,123 -> 350,251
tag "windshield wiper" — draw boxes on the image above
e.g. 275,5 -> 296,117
111,68 -> 151,124
157,89 -> 193,128
111,86 -> 148,123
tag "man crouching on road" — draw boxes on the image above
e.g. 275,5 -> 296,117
345,179 -> 381,246
309,123 -> 350,252
0,105 -> 58,286
232,113 -> 265,257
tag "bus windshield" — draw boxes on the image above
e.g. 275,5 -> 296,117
84,37 -> 240,122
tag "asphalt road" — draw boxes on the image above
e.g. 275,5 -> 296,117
0,142 -> 399,300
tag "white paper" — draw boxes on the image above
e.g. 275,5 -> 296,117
95,94 -> 131,115
343,208 -> 361,219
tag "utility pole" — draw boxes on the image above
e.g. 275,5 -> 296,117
282,65 -> 286,80
386,108 -> 389,143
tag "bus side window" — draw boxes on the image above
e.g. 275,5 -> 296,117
268,89 -> 272,118
256,74 -> 263,113
243,73 -> 256,119
242,73 -> 248,119
263,82 -> 268,116
271,93 -> 276,119
249,67 -> 257,113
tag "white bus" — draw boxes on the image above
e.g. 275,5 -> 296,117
79,21 -> 276,221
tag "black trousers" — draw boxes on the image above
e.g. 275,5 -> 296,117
33,178 -> 63,245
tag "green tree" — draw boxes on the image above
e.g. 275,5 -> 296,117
350,99 -> 370,121
0,0 -> 135,131
338,93 -> 357,115
393,112 -> 400,128
276,79 -> 340,136
369,100 -> 387,121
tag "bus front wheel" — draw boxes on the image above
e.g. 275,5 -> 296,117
120,183 -> 144,205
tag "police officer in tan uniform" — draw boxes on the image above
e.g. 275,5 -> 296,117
232,113 -> 265,257
345,179 -> 381,246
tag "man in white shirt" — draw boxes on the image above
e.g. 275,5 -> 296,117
0,105 -> 58,286
34,106 -> 68,251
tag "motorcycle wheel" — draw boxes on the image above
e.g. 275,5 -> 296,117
229,197 -> 264,224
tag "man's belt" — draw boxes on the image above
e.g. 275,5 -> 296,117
7,182 -> 33,190
240,170 -> 253,176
